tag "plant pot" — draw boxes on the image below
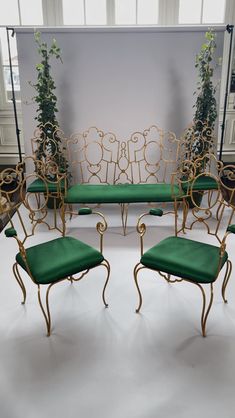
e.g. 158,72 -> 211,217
220,173 -> 235,205
45,195 -> 62,209
186,191 -> 204,209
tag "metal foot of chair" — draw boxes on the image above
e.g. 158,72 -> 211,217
194,282 -> 214,337
133,263 -> 146,313
37,284 -> 54,337
221,259 -> 232,303
120,203 -> 129,236
101,259 -> 111,307
13,263 -> 26,304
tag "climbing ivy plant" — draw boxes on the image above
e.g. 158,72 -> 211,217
194,29 -> 217,130
30,31 -> 68,176
184,29 -> 218,160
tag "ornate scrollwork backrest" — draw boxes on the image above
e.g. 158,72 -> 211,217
175,152 -> 223,195
180,155 -> 235,242
179,119 -> 216,163
17,155 -> 66,197
66,127 -> 120,184
219,164 -> 235,209
0,164 -> 34,241
31,122 -> 68,174
13,156 -> 66,239
0,166 -> 23,218
126,125 -> 180,184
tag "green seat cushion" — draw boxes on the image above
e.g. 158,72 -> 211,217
16,236 -> 104,285
141,236 -> 228,284
65,183 -> 182,204
182,175 -> 218,193
27,178 -> 65,193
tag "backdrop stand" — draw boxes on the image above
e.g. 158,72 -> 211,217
6,27 -> 22,163
219,24 -> 234,161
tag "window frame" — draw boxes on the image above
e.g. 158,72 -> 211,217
178,0 -> 227,25
0,0 -> 232,112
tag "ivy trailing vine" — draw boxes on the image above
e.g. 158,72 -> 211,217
30,31 -> 68,176
193,29 -> 217,130
184,29 -> 218,161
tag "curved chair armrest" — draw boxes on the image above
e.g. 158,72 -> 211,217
227,224 -> 235,234
137,208 -> 163,256
137,208 -> 163,226
77,207 -> 107,253
5,227 -> 36,283
149,208 -> 164,217
218,224 -> 235,261
221,224 -> 235,246
5,227 -> 17,237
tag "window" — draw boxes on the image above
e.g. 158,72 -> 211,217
137,0 -> 159,25
62,0 -> 85,25
0,0 -> 43,26
115,0 -> 136,25
63,0 -> 159,26
19,0 -> 43,25
179,0 -> 226,24
0,0 -> 43,104
86,0 -> 107,25
115,0 -> 159,25
0,0 -> 229,108
0,28 -> 20,101
62,0 -> 107,25
202,0 -> 225,23
0,0 -> 19,25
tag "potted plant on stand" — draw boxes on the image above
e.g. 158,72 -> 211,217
30,31 -> 68,207
181,29 -> 219,207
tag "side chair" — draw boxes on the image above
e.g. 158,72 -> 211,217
2,169 -> 110,336
133,164 -> 235,337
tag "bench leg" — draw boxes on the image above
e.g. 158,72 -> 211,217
174,200 -> 178,236
120,203 -> 129,235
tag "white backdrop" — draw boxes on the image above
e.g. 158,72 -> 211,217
15,26 -> 224,156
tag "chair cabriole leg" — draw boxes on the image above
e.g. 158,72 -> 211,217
37,284 -> 54,337
13,262 -> 26,304
101,259 -> 111,307
221,259 -> 232,303
133,263 -> 146,313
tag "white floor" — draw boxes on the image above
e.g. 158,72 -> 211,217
1,204 -> 235,418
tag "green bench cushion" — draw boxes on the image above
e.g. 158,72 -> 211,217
27,178 -> 65,193
16,236 -> 104,285
182,175 -> 218,193
64,183 -> 182,204
141,236 -> 228,284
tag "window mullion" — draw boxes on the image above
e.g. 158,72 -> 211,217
84,0 -> 86,25
42,0 -> 51,25
55,0 -> 63,25
42,0 -> 63,26
173,0 -> 180,24
224,0 -> 235,24
159,0 -> 179,25
158,0 -> 166,24
107,0 -> 115,25
201,0 -> 204,24
17,0 -> 22,25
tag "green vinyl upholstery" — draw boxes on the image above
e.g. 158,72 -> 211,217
141,236 -> 228,284
64,183 -> 182,204
27,178 -> 65,193
16,236 -> 104,285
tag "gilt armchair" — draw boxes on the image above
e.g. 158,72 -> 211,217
2,168 -> 110,336
133,163 -> 235,337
